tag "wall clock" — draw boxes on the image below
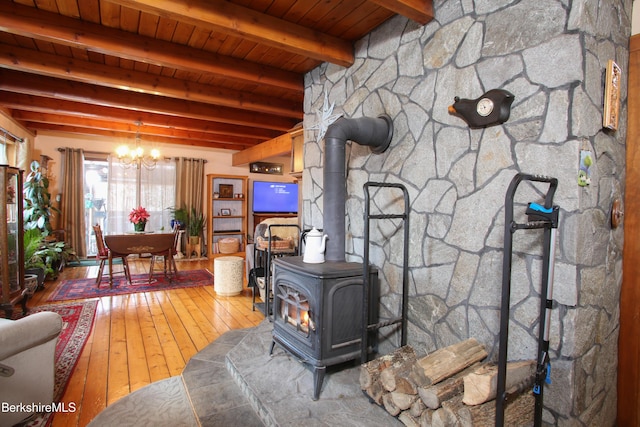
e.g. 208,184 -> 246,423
448,89 -> 515,128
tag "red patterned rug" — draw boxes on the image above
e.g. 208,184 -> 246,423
48,269 -> 214,302
14,300 -> 97,427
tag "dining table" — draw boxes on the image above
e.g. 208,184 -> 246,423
104,232 -> 177,286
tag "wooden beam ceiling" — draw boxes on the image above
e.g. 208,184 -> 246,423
0,0 -> 434,153
0,2 -> 302,92
107,0 -> 355,66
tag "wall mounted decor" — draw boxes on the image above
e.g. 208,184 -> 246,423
578,150 -> 593,187
448,89 -> 515,128
603,59 -> 621,131
218,184 -> 234,198
250,162 -> 283,175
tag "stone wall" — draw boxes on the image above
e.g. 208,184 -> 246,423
301,0 -> 630,425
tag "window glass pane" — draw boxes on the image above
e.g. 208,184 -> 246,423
106,157 -> 176,235
84,160 -> 108,256
140,159 -> 176,231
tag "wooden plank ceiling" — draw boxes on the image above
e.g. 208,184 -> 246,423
0,0 -> 433,152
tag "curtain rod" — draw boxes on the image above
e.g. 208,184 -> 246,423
1,127 -> 24,143
56,147 -> 207,162
57,148 -> 108,156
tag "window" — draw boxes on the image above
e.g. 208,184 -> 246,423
106,157 -> 176,235
84,160 -> 109,256
84,156 -> 177,256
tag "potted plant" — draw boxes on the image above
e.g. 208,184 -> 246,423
168,206 -> 188,230
42,240 -> 77,279
23,161 -> 59,236
188,207 -> 205,245
23,160 -> 78,281
129,206 -> 150,232
24,228 -> 46,289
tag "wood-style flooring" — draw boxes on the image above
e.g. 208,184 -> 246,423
26,257 -> 264,427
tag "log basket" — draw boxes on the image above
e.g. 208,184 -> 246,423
218,237 -> 240,253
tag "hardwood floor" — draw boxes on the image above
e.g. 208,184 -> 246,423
26,257 -> 264,427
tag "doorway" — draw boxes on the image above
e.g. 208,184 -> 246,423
84,160 -> 108,257
618,34 -> 640,426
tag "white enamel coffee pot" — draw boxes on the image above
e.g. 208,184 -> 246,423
303,227 -> 328,263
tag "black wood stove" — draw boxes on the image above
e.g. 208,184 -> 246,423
270,256 -> 379,400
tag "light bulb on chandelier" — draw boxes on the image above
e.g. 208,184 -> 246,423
115,122 -> 160,170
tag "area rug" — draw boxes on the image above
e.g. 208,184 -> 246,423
48,269 -> 214,302
14,300 -> 98,427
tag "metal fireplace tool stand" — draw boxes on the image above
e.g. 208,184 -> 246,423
361,182 -> 410,363
496,173 -> 559,427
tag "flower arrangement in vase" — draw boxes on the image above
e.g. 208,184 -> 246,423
129,206 -> 150,232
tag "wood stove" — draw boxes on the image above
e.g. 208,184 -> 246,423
270,256 -> 379,400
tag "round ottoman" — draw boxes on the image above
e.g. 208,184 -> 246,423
214,256 -> 244,296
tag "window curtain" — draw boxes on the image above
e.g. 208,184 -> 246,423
106,157 -> 177,234
60,148 -> 87,257
175,158 -> 206,214
175,158 -> 206,252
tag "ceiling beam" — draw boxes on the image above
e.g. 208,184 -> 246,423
10,111 -> 265,147
28,123 -> 249,151
0,69 -> 298,131
0,1 -> 302,92
232,132 -> 293,166
369,0 -> 434,25
108,0 -> 354,67
0,44 -> 302,118
2,93 -> 280,140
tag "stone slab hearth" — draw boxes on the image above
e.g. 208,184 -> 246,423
223,320 -> 399,427
91,320 -> 402,426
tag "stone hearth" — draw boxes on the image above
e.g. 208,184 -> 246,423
225,320 -> 398,426
89,321 -> 399,426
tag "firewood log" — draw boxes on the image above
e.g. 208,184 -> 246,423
390,391 -> 417,410
381,368 -> 419,394
431,406 -> 458,427
377,347 -> 419,393
360,345 -> 417,389
419,408 -> 434,427
410,399 -> 426,418
440,395 -> 465,425
456,391 -> 535,427
364,378 -> 386,405
383,391 -> 401,416
414,338 -> 488,386
418,363 -> 481,409
462,360 -> 535,406
399,410 -> 420,427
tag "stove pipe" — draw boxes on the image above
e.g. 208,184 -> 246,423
323,115 -> 393,262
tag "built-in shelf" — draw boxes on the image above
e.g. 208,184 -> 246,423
207,174 -> 248,260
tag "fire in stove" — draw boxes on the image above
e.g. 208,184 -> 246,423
279,285 -> 315,334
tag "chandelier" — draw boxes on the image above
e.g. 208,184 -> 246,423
115,122 -> 160,170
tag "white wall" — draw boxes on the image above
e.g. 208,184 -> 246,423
33,131 -> 295,230
634,0 -> 640,35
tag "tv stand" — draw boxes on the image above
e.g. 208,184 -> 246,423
253,213 -> 297,226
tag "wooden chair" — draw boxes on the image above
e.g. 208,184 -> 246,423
149,226 -> 180,283
93,224 -> 131,287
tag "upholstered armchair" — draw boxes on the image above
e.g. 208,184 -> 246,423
0,311 -> 63,426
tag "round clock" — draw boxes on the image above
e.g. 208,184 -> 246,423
476,98 -> 494,117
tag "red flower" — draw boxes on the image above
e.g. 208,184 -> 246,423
129,206 -> 150,224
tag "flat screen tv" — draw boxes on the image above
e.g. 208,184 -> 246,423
252,181 -> 298,214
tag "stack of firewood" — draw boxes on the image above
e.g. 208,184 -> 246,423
359,339 -> 536,427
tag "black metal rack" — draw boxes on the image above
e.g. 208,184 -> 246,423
496,173 -> 559,427
361,182 -> 410,363
250,223 -> 301,319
